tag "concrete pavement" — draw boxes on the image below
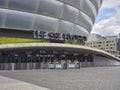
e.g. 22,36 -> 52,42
0,76 -> 50,90
0,67 -> 120,90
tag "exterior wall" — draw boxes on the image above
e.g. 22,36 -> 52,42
86,39 -> 117,51
0,0 -> 102,41
94,55 -> 120,66
87,34 -> 105,42
86,34 -> 120,58
0,28 -> 33,39
117,39 -> 120,51
0,42 -> 120,70
106,51 -> 120,58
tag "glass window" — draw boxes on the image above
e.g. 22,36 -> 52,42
73,25 -> 89,38
56,0 -> 65,3
80,0 -> 95,22
33,15 -> 58,32
37,0 -> 63,18
56,20 -> 74,34
0,9 -> 6,27
65,0 -> 81,9
96,0 -> 102,9
76,11 -> 92,32
89,0 -> 98,12
0,0 -> 6,8
88,0 -> 97,17
61,5 -> 79,23
5,10 -> 34,30
8,0 -> 37,13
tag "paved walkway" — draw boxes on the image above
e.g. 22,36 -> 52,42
0,76 -> 50,90
0,67 -> 120,90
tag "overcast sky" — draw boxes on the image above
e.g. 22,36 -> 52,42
91,0 -> 120,36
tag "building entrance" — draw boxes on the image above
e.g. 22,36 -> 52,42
0,50 -> 94,70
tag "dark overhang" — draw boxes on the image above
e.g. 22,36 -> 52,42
0,43 -> 119,62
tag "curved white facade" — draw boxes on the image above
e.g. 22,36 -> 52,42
0,0 -> 102,40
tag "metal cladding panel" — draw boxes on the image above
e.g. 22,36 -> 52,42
0,0 -> 102,41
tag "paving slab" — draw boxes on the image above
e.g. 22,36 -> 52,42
0,67 -> 120,90
0,76 -> 50,90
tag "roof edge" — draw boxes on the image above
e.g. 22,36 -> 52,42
0,43 -> 120,62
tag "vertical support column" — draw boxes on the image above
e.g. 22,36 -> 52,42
0,53 -> 4,70
92,54 -> 94,67
4,53 -> 7,70
63,55 -> 68,70
14,54 -> 19,70
12,63 -> 14,70
89,55 -> 94,67
0,53 -> 1,70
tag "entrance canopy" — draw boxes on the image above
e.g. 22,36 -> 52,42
0,43 -> 120,62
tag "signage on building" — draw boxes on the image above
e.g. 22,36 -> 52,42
34,31 -> 86,44
68,64 -> 75,68
55,64 -> 62,69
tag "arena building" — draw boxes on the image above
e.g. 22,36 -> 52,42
0,0 -> 120,70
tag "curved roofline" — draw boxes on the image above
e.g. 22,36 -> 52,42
0,43 -> 120,62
